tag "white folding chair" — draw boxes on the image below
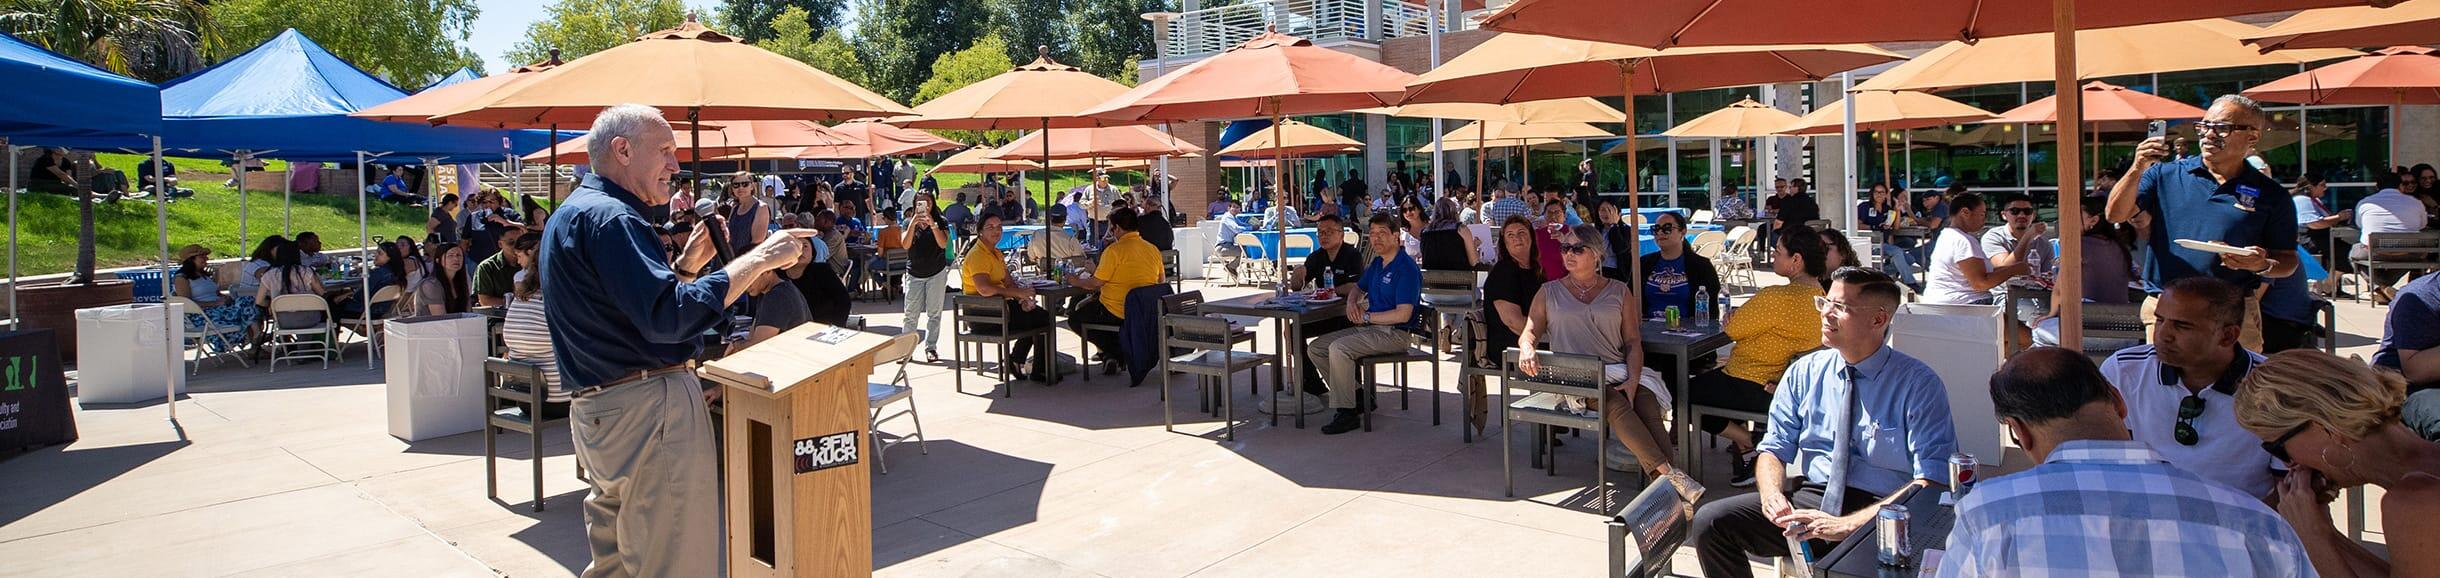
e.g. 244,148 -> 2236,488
265,294 -> 334,372
868,332 -> 928,474
336,285 -> 403,363
168,296 -> 249,374
1690,231 -> 1729,261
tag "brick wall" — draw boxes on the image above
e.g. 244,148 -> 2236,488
1165,121 -> 1226,224
1379,29 -> 1496,74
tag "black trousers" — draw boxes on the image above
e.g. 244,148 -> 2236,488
2261,315 -> 2318,355
1067,299 -> 1126,365
1690,370 -> 1774,438
1297,317 -> 1353,396
1690,481 -> 1884,578
973,299 -> 1054,374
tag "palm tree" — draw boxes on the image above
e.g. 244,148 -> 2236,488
1,0 -> 211,282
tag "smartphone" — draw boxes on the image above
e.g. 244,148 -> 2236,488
2147,120 -> 2169,140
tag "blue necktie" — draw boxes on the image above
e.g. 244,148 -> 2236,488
1820,366 -> 1862,515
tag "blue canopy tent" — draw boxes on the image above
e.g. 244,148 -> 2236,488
0,31 -> 182,413
425,68 -> 479,92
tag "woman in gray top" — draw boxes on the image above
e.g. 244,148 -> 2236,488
1517,224 -> 1682,484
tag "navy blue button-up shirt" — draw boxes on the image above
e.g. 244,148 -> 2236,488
2135,156 -> 2295,290
541,174 -> 733,390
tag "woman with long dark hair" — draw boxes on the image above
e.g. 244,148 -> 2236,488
414,242 -> 470,315
1463,215 -> 1545,435
254,240 -> 329,330
2031,196 -> 2140,350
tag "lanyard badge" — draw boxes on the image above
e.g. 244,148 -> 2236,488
2233,184 -> 2261,212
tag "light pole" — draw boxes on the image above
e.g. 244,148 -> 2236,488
1142,11 -> 1182,215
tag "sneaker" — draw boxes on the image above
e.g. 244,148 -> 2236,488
1320,409 -> 1363,435
1729,450 -> 1759,488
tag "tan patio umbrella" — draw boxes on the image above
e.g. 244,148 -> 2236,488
1216,119 -> 1364,159
1415,120 -> 1613,189
2246,0 -> 2440,51
828,120 -> 967,157
931,146 -> 1043,174
1395,33 -> 1901,301
1854,20 -> 2361,93
893,49 -> 1140,247
428,15 -> 911,203
989,125 -> 1205,161
1360,97 -> 1626,196
1663,98 -> 1805,203
524,119 -> 855,164
1081,29 -> 1419,324
354,53 -> 571,199
1778,89 -> 1998,201
1480,0 -> 2392,349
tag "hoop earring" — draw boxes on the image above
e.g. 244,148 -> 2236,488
2322,440 -> 2362,477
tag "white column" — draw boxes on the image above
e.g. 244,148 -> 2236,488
1840,73 -> 1858,229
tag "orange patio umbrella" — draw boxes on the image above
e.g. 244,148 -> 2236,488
2246,0 -> 2440,51
1482,0 -> 2393,349
1663,98 -> 1805,202
1994,81 -> 2208,182
1852,19 -> 2360,92
1216,119 -> 1364,159
930,147 -> 1040,174
354,53 -> 572,197
522,130 -> 745,165
1777,90 -> 1999,188
1362,97 -> 1625,195
1416,120 -> 1612,189
2247,46 -> 2440,167
990,125 -> 1204,161
894,50 -> 1141,235
430,15 -> 911,203
829,120 -> 966,157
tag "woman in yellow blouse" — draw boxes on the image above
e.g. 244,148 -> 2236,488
1691,229 -> 1829,487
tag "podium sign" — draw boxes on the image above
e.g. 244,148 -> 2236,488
701,323 -> 892,578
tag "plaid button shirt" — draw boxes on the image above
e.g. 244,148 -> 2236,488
1935,440 -> 2316,578
1484,196 -> 1532,226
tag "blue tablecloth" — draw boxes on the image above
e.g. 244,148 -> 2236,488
1000,225 -> 1051,251
1636,208 -> 1690,221
1245,228 -> 1320,261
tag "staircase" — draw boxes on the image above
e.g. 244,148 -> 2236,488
475,163 -> 575,199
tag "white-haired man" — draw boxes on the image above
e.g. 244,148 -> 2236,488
540,104 -> 815,577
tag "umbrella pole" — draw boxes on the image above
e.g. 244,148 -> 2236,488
1879,130 -> 1890,188
1476,122 -> 1487,200
1623,63 -> 1642,298
357,151 -> 374,368
1273,100 -> 1288,291
5,137 -> 14,328
1043,118 -> 1053,274
2053,0 -> 2084,349
549,123 -> 562,205
155,137 -> 172,421
689,110 -> 702,206
236,151 -> 248,250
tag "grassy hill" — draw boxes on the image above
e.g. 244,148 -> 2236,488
6,154 -> 426,275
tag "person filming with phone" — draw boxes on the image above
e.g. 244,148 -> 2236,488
2105,95 -> 2299,350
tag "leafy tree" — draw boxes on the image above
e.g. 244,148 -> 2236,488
505,0 -> 687,65
1067,0 -> 1162,81
913,33 -> 1016,145
986,0 -> 1069,67
209,0 -> 482,90
0,0 -> 216,83
716,0 -> 845,43
759,6 -> 863,86
850,0 -> 987,104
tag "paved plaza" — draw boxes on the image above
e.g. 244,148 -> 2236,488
0,275 -> 2395,577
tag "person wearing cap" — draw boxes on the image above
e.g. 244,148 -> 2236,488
173,243 -> 258,335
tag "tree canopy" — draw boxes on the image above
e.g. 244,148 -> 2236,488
505,0 -> 687,66
209,0 -> 482,90
850,0 -> 990,104
758,6 -> 863,86
913,33 -> 1017,145
716,0 -> 846,43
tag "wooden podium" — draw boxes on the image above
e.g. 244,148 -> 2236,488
701,322 -> 893,577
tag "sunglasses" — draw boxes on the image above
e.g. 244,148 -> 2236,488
2173,394 -> 2206,446
1653,223 -> 1682,234
2193,120 -> 2257,135
1813,296 -> 1885,317
2004,207 -> 2035,216
2262,422 -> 2310,463
1560,243 -> 1595,256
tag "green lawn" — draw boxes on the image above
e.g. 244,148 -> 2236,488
913,161 -> 1149,203
10,154 -> 423,275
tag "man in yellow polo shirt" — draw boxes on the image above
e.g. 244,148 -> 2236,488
961,213 -> 1054,381
1069,207 -> 1163,375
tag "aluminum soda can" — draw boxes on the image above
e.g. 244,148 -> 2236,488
1875,504 -> 1911,566
1665,305 -> 1682,329
1949,452 -> 1980,497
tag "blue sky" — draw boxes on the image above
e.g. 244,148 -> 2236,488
466,0 -> 723,74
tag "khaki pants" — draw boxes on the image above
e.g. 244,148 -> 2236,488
569,370 -> 721,578
1306,325 -> 1415,410
2140,291 -> 2263,351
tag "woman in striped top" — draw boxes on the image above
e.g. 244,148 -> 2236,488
498,233 -> 565,416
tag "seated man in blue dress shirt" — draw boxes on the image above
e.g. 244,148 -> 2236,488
1936,347 -> 2313,577
540,104 -> 814,577
1688,267 -> 1959,578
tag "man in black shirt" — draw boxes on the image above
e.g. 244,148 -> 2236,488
1136,193 -> 1176,251
1339,169 -> 1368,221
734,253 -> 812,352
1773,177 -> 1820,232
835,170 -> 872,222
28,148 -> 78,195
1291,213 -> 1366,395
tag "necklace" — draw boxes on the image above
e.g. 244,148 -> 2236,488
1563,275 -> 1604,301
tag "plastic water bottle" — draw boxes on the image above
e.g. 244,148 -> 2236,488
1323,269 -> 1336,292
1693,288 -> 1712,326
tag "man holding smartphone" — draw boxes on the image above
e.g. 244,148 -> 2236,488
2105,95 -> 2297,350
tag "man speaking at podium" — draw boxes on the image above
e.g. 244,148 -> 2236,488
541,103 -> 814,578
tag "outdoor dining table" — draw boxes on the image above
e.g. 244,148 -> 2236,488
1244,228 -> 1322,262
1198,291 -> 1345,428
1816,484 -> 1952,578
1641,318 -> 1734,469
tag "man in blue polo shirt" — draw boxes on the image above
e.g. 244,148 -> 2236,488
2105,94 -> 2298,350
1305,212 -> 1424,435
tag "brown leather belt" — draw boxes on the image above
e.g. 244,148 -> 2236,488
570,363 -> 695,399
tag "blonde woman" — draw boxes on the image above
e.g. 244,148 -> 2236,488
2237,350 -> 2440,577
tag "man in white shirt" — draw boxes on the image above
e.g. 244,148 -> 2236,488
2354,172 -> 2429,298
1977,194 -> 2052,302
1921,193 -> 2032,305
2098,276 -> 2282,498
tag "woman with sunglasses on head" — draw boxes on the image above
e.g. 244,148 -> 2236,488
1465,215 -> 1545,435
2237,349 -> 2440,578
1516,224 -> 1683,486
1637,211 -> 1721,321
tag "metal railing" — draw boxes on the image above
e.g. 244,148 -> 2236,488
1159,0 -> 1452,59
